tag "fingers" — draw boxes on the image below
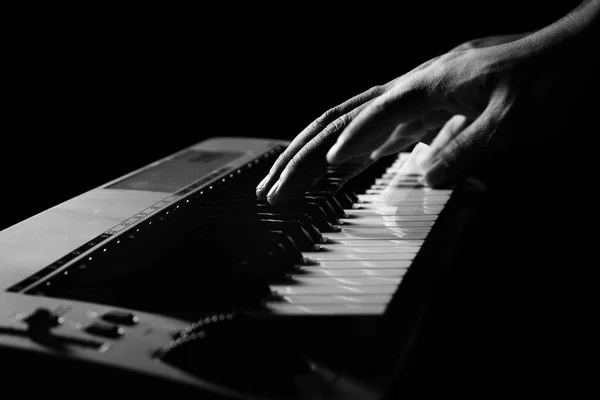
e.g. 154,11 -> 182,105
370,110 -> 452,160
418,113 -> 479,187
326,75 -> 438,165
417,114 -> 470,167
264,102 -> 373,204
417,81 -> 515,187
369,121 -> 421,161
256,85 -> 384,199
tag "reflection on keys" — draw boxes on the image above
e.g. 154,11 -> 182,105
268,145 -> 454,315
15,139 -> 455,324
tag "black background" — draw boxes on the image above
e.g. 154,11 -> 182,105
2,2 -> 578,230
2,4 -> 595,394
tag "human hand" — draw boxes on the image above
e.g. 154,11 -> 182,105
255,31 -> 555,203
447,32 -> 531,53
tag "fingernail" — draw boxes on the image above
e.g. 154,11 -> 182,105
416,149 -> 434,170
370,151 -> 380,161
266,180 -> 280,199
423,158 -> 450,188
326,147 -> 341,165
255,176 -> 270,198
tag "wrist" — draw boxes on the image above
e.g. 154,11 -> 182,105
509,0 -> 599,58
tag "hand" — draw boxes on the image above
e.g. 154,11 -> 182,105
255,29 -> 573,203
447,32 -> 531,53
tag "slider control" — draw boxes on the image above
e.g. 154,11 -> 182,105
85,322 -> 124,339
101,310 -> 139,326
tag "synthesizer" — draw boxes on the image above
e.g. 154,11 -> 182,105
0,137 -> 482,398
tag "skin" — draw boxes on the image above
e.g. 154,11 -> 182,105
256,1 -> 599,204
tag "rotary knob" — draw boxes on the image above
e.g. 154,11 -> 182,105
22,308 -> 63,334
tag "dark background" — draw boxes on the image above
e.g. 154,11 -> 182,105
2,2 -> 579,230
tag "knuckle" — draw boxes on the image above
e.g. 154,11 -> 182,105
280,159 -> 297,180
365,85 -> 384,96
323,113 -> 352,136
279,153 -> 303,183
314,107 -> 339,127
269,145 -> 297,173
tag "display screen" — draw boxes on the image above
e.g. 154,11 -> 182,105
108,149 -> 245,193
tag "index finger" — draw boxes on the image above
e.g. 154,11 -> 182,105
326,73 -> 440,165
255,85 -> 385,199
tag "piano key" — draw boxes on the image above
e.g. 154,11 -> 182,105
324,239 -> 423,247
374,181 -> 452,194
383,168 -> 420,176
325,231 -> 429,240
271,284 -> 400,295
351,206 -> 447,213
358,194 -> 449,206
305,246 -> 419,254
349,209 -> 440,216
361,188 -> 450,195
344,211 -> 438,220
353,204 -> 443,212
288,276 -> 402,285
299,268 -> 407,277
340,227 -> 431,233
306,252 -> 416,261
356,199 -> 450,208
358,200 -> 448,208
340,220 -> 435,227
279,294 -> 392,304
352,202 -> 447,210
313,260 -> 412,269
379,173 -> 410,179
358,192 -> 451,199
357,191 -> 449,198
267,303 -> 387,315
374,182 -> 425,190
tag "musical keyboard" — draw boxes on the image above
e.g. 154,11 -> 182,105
0,137 -> 483,398
264,149 -> 447,316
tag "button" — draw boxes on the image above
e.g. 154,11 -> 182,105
22,308 -> 62,332
85,322 -> 124,338
101,310 -> 139,326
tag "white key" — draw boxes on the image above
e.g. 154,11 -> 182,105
267,303 -> 387,315
325,240 -> 423,247
345,203 -> 445,209
344,211 -> 438,220
351,209 -> 440,216
325,231 -> 429,240
381,196 -> 451,206
340,227 -> 431,233
305,246 -> 419,254
278,294 -> 392,304
358,196 -> 451,206
289,276 -> 402,285
306,252 -> 415,261
314,260 -> 412,269
353,202 -> 447,209
271,285 -> 400,295
373,183 -> 452,194
300,268 -> 407,277
377,182 -> 425,189
378,188 -> 451,194
340,221 -> 434,227
367,188 -> 429,194
366,188 -> 452,199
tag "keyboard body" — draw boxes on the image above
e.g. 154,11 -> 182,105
0,137 -> 483,398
